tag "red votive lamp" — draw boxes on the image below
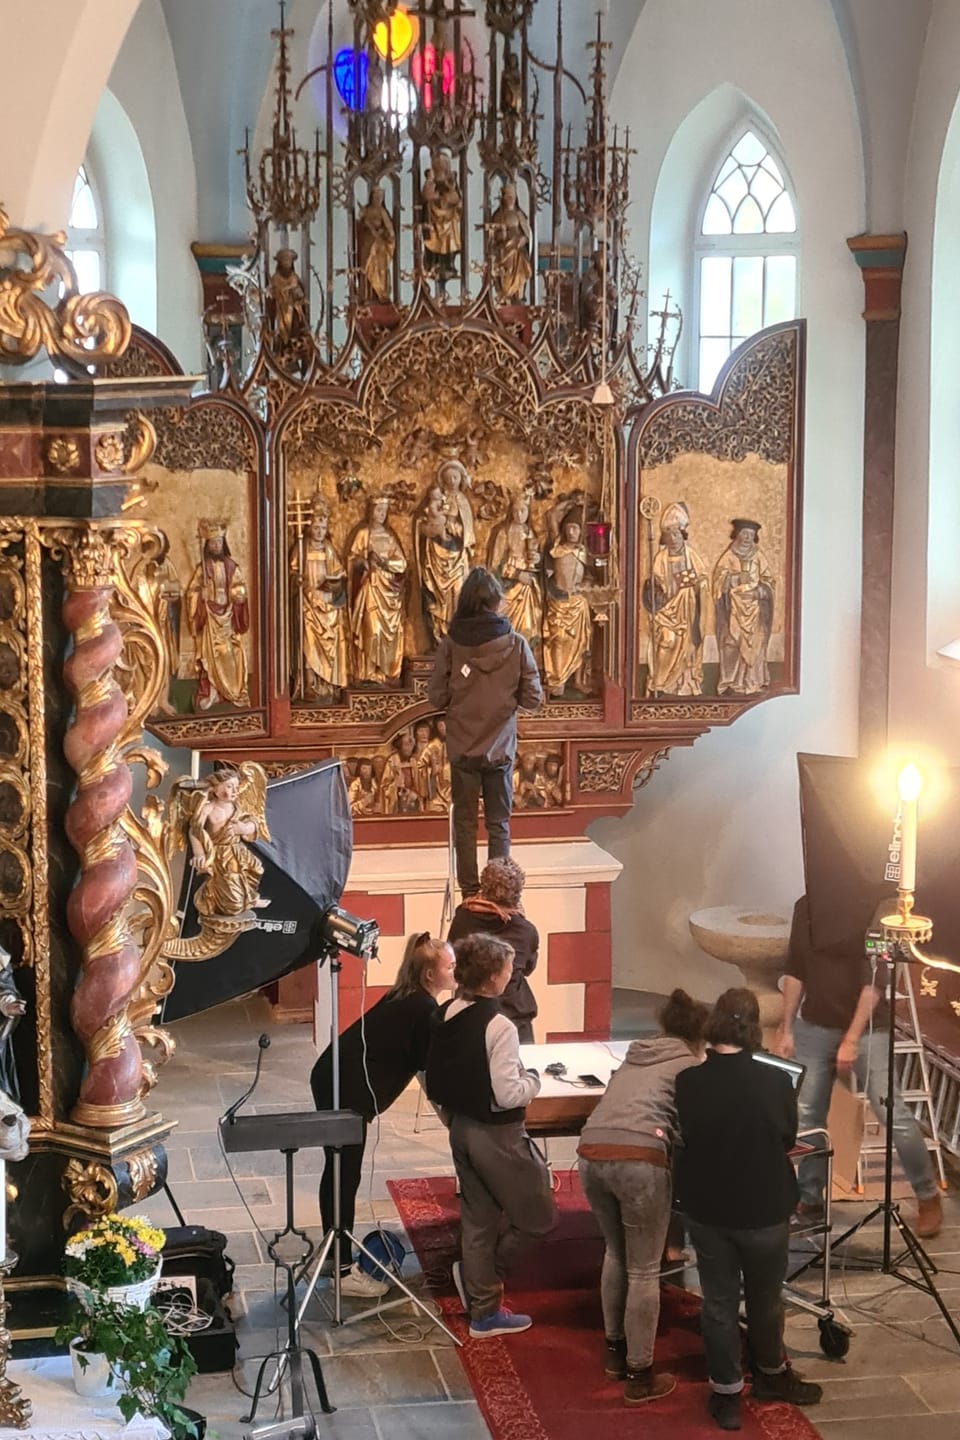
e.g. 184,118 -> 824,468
586,519 -> 611,559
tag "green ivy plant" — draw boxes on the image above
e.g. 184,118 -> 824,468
55,1297 -> 200,1440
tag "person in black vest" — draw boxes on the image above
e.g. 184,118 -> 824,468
428,566 -> 543,898
675,988 -> 822,1432
446,856 -> 538,1041
426,932 -> 556,1338
310,932 -> 454,1299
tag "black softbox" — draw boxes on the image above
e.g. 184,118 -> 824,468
163,761 -> 352,1020
797,753 -> 960,956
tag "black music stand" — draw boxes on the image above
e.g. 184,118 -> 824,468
220,1108 -> 364,1440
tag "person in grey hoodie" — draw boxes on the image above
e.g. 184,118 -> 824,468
577,989 -> 708,1407
428,566 -> 543,896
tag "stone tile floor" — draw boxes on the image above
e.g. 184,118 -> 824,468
136,995 -> 960,1439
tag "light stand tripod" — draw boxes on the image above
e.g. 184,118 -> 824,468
825,893 -> 960,1348
290,940 -> 460,1342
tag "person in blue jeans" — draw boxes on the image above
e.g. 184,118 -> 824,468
428,566 -> 542,898
773,897 -> 941,1237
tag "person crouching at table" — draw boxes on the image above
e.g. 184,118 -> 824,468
577,988 -> 708,1406
426,933 -> 556,1338
674,988 -> 822,1432
310,932 -> 455,1298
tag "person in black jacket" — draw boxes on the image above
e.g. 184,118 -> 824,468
428,566 -> 542,897
310,933 -> 454,1298
675,988 -> 822,1432
447,856 -> 538,1041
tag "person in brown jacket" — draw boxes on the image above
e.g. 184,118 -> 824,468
428,567 -> 542,896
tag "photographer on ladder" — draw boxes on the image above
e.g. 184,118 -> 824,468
428,567 -> 542,899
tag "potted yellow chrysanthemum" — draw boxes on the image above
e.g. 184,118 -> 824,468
56,1214 -> 202,1438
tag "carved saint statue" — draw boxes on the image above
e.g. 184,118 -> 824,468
416,460 -> 475,647
487,490 -> 542,648
488,183 -> 532,302
579,247 -> 615,336
422,151 -> 463,283
183,764 -> 270,921
543,511 -> 594,697
348,494 -> 407,683
381,730 -> 423,814
643,500 -> 710,697
500,45 -> 522,117
290,496 -> 348,699
421,716 -> 451,813
357,184 -> 396,302
185,520 -> 250,710
348,757 -> 381,817
712,518 -> 776,695
0,948 -> 25,1105
266,248 -> 309,367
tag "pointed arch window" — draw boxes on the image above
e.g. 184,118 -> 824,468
65,165 -> 105,294
696,130 -> 798,393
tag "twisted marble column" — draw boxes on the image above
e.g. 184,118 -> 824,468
57,526 -> 144,1127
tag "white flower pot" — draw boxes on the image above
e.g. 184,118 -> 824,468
67,1265 -> 161,1313
69,1338 -> 116,1398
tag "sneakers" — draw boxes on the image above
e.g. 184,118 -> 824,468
338,1264 -> 390,1299
469,1307 -> 532,1339
752,1365 -> 822,1406
623,1367 -> 676,1405
604,1336 -> 627,1380
708,1391 -> 742,1431
451,1260 -> 469,1314
915,1194 -> 943,1239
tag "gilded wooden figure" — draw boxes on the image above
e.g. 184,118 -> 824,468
179,765 -> 270,921
487,490 -> 542,647
543,512 -> 594,697
488,183 -> 532,302
644,501 -> 710,697
422,152 -> 463,284
348,495 -> 407,683
712,519 -> 776,695
185,520 -> 250,710
290,496 -> 348,699
357,185 -> 396,302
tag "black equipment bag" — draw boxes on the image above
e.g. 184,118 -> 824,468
160,1225 -> 235,1300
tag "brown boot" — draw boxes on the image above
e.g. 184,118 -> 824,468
624,1367 -> 676,1405
915,1193 -> 943,1239
603,1337 -> 627,1380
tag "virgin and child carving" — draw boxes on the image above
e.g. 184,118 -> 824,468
487,490 -> 542,648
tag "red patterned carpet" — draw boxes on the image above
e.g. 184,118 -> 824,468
388,1171 -> 820,1440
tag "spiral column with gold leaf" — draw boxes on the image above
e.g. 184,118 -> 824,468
0,202 -> 199,1336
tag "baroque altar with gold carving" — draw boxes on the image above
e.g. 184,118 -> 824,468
116,0 -> 805,840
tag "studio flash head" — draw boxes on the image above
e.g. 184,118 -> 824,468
320,905 -> 380,960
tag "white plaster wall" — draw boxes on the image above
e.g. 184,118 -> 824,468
106,0 -> 202,373
0,1 -> 138,230
890,0 -> 960,761
596,0 -> 866,1002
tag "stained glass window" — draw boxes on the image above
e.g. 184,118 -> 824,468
66,164 -> 104,294
696,130 -> 798,392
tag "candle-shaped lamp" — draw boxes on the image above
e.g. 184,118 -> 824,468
897,762 -> 923,894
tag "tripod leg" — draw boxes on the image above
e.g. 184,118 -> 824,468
346,1229 -> 460,1344
163,1181 -> 187,1228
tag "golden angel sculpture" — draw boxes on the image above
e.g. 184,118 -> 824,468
161,763 -> 270,961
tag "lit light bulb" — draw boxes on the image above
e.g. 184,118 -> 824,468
898,763 -> 923,803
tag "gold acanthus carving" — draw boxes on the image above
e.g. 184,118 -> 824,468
62,1159 -> 119,1229
0,203 -> 131,368
94,414 -> 158,477
88,1011 -> 134,1065
126,1149 -> 159,1204
633,747 -> 671,792
577,751 -> 632,794
637,330 -> 797,468
150,712 -> 269,744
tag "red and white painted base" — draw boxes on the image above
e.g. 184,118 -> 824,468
303,839 -> 621,1048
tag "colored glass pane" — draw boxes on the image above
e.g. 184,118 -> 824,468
334,47 -> 367,110
372,6 -> 419,65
